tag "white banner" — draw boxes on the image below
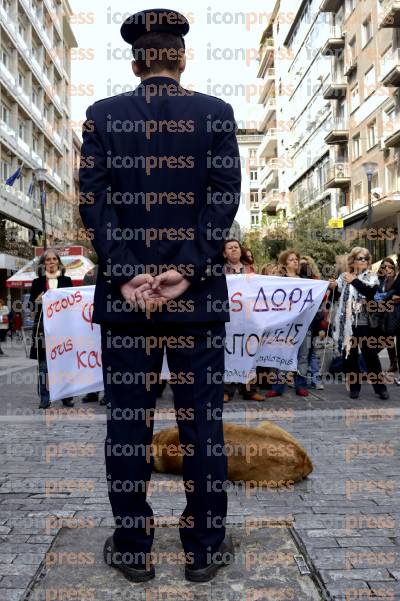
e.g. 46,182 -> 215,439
42,276 -> 328,401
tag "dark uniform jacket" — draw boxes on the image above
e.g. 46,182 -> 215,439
29,275 -> 73,361
79,75 -> 241,325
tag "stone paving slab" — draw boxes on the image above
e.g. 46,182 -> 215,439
27,526 -> 323,601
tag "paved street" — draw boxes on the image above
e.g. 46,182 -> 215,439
0,340 -> 399,601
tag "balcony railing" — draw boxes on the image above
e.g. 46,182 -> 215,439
325,163 -> 351,189
320,0 -> 344,12
259,159 -> 280,186
323,76 -> 347,99
383,115 -> 400,147
259,68 -> 276,103
257,128 -> 278,159
381,48 -> 400,86
379,0 -> 400,27
321,26 -> 345,56
324,117 -> 349,144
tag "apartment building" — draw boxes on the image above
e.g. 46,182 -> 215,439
256,0 -> 400,260
320,0 -> 400,258
236,129 -> 263,234
0,0 -> 78,300
256,4 -> 289,236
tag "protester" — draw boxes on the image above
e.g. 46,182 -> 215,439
376,257 -> 398,373
266,249 -> 310,398
260,262 -> 277,275
223,239 -> 264,402
81,265 -> 106,406
242,247 -> 256,273
223,239 -> 254,274
29,250 -> 75,409
330,247 -> 389,400
0,299 -> 9,356
300,255 -> 329,390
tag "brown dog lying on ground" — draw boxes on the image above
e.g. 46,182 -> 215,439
152,421 -> 313,486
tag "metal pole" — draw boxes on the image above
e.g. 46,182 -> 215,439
367,173 -> 372,254
39,182 -> 47,250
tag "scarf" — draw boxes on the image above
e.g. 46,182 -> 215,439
333,269 -> 378,358
45,270 -> 61,290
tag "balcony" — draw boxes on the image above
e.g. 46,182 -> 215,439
259,68 -> 276,104
379,0 -> 400,27
259,159 -> 280,188
344,57 -> 358,77
261,188 -> 281,210
324,118 -> 349,144
381,49 -> 400,86
320,0 -> 344,12
321,26 -> 345,56
384,116 -> 400,147
257,128 -> 278,159
259,98 -> 276,131
323,77 -> 347,99
257,38 -> 274,78
325,163 -> 351,189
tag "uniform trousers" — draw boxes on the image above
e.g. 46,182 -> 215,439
101,321 -> 228,569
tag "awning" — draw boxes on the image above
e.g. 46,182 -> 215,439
6,254 -> 95,288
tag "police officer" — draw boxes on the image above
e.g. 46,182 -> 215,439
79,8 -> 241,583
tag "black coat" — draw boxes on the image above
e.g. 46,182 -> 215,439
79,75 -> 241,324
29,275 -> 73,361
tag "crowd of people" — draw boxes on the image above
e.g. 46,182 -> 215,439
1,243 -> 400,407
222,238 -> 400,402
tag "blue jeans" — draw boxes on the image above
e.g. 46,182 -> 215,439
38,359 -> 50,404
308,349 -> 322,385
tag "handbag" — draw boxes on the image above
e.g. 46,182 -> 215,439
328,354 -> 343,374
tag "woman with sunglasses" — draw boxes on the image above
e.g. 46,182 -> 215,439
329,247 -> 389,400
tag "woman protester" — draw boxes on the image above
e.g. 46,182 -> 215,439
376,257 -> 399,374
266,249 -> 310,398
0,299 -> 9,356
29,250 -> 75,409
223,239 -> 264,402
330,247 -> 389,400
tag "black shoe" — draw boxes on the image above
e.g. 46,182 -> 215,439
38,400 -> 51,409
377,390 -> 389,400
62,398 -> 74,407
185,534 -> 234,583
103,536 -> 155,583
349,390 -> 360,399
99,396 -> 107,406
82,393 -> 99,403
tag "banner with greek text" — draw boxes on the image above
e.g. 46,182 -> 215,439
42,276 -> 328,401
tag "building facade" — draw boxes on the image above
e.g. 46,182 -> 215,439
0,0 -> 78,303
255,0 -> 400,260
236,130 -> 263,235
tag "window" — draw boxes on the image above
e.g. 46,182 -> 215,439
1,160 -> 10,181
387,162 -> 400,192
249,149 -> 256,159
352,134 -> 361,160
32,87 -> 38,106
1,103 -> 9,124
32,134 -> 38,152
371,173 -> 379,191
350,84 -> 360,112
250,170 -> 258,181
384,105 -> 396,137
362,16 -> 372,47
251,213 -> 259,226
349,36 -> 356,61
346,0 -> 355,16
18,19 -> 26,38
18,120 -> 26,141
250,192 -> 258,205
367,119 -> 377,149
1,45 -> 9,68
364,66 -> 376,97
353,183 -> 363,208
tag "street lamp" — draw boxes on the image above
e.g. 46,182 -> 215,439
362,161 -> 378,253
34,168 -> 47,250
